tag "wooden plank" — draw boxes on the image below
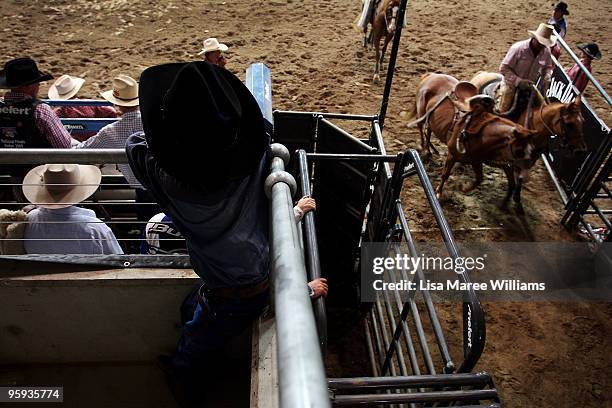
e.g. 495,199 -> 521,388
250,310 -> 279,408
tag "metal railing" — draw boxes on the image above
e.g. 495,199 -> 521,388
547,31 -> 612,243
0,149 -> 187,257
265,144 -> 331,408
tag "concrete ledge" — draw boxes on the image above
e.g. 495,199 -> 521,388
0,270 -> 199,364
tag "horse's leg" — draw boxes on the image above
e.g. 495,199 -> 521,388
501,164 -> 516,209
435,156 -> 456,199
513,167 -> 525,215
462,162 -> 483,193
380,31 -> 393,71
372,31 -> 381,83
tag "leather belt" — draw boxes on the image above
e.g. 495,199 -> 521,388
198,278 -> 270,303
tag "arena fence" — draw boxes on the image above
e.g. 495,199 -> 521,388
544,32 -> 611,243
273,109 -> 500,406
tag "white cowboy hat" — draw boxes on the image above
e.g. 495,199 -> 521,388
22,164 -> 101,209
197,37 -> 229,56
100,74 -> 139,107
528,23 -> 557,48
47,74 -> 86,100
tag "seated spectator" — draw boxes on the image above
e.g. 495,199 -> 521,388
21,164 -> 123,254
74,75 -> 157,221
567,42 -> 602,93
48,74 -> 117,141
0,58 -> 73,201
198,37 -> 228,67
142,196 -> 328,299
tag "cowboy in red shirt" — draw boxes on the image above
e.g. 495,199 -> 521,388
567,42 -> 602,94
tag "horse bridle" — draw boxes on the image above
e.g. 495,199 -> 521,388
538,104 -> 571,149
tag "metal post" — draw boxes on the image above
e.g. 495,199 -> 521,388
379,0 -> 409,129
296,149 -> 328,354
265,144 -> 331,408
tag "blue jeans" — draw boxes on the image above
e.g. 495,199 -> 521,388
172,288 -> 269,370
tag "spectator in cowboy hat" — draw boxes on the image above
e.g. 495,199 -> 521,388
567,42 -> 602,93
48,74 -> 116,141
74,74 -> 157,221
126,61 -> 269,404
198,37 -> 228,67
0,57 -> 73,203
496,23 -> 555,113
548,2 -> 570,58
21,164 -> 123,255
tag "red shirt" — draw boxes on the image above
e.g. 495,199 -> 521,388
567,58 -> 593,93
54,104 -> 117,141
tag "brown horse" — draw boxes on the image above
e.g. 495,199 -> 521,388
406,73 -> 538,202
470,71 -> 587,209
366,0 -> 400,83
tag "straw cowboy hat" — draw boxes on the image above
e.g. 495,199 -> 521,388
48,74 -> 86,99
0,57 -> 53,88
22,164 -> 101,209
577,42 -> 602,60
100,74 -> 139,107
197,38 -> 229,56
528,23 -> 557,48
139,61 -> 268,191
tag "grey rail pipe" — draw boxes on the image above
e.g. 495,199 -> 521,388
0,148 -> 128,164
297,149 -> 328,354
265,143 -> 331,408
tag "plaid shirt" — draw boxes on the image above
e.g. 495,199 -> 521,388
3,91 -> 72,148
75,110 -> 143,188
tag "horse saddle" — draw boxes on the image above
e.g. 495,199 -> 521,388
451,81 -> 495,113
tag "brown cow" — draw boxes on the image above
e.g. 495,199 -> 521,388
406,73 -> 537,207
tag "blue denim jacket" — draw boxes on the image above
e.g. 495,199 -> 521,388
126,132 -> 270,288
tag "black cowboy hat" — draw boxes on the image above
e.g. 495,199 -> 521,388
139,61 -> 268,191
577,42 -> 602,60
553,2 -> 569,15
0,57 -> 53,88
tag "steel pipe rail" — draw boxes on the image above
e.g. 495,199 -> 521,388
0,148 -> 128,164
267,143 -> 331,408
328,372 -> 493,390
274,110 -> 378,121
331,389 -> 500,406
297,149 -> 328,354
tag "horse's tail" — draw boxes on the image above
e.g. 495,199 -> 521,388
405,73 -> 433,124
405,96 -> 418,122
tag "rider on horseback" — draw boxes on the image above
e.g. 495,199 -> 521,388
497,23 -> 556,113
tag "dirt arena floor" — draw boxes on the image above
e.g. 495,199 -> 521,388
1,0 -> 610,406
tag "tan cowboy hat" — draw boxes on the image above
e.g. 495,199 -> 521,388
22,164 -> 101,209
528,23 -> 557,48
197,37 -> 229,56
100,74 -> 139,107
48,74 -> 86,99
